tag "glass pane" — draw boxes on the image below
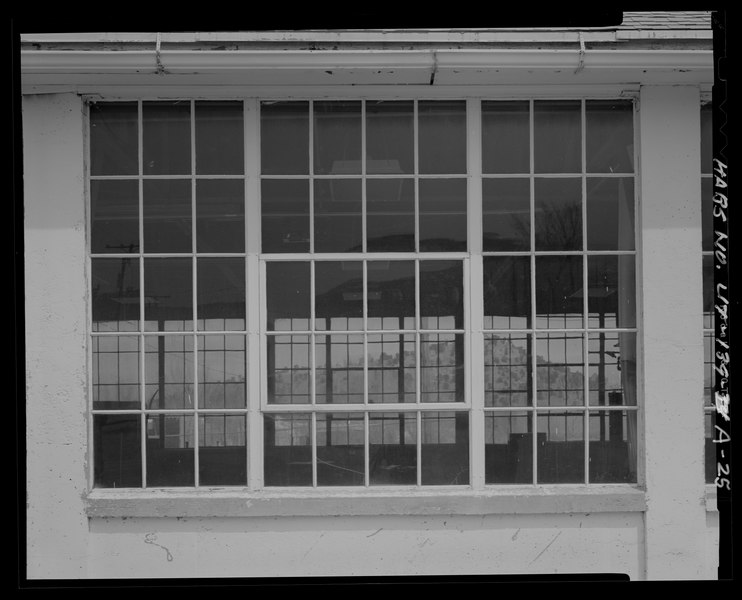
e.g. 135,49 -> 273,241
537,412 -> 585,483
317,412 -> 365,486
261,101 -> 309,175
315,335 -> 365,404
261,179 -> 310,253
366,179 -> 415,252
314,261 -> 363,331
536,333 -> 584,407
266,262 -> 310,331
314,101 -> 362,175
367,261 -> 416,330
198,335 -> 246,409
143,101 -> 191,175
146,414 -> 195,486
421,411 -> 469,485
420,260 -> 464,329
484,334 -> 531,407
702,177 -> 713,252
703,254 -> 715,330
197,257 -> 246,330
419,178 -> 467,252
263,413 -> 312,486
92,335 -> 140,410
370,412 -> 417,484
705,411 -> 716,483
586,177 -> 635,250
92,258 -> 140,332
483,256 -> 531,329
195,101 -> 244,175
143,258 -> 193,331
534,178 -> 582,251
482,178 -> 530,251
587,256 -> 636,328
144,335 -> 194,409
589,410 -> 637,483
366,100 -> 414,174
314,179 -> 363,253
588,332 -> 637,407
701,102 -> 713,175
196,179 -> 245,253
534,100 -> 581,173
267,335 -> 310,404
94,414 -> 141,488
586,100 -> 634,174
90,180 -> 139,254
485,411 -> 532,484
704,332 -> 715,408
535,256 -> 583,329
421,333 -> 465,403
143,179 -> 192,253
199,414 -> 247,486
368,334 -> 416,403
482,101 -> 530,174
90,102 -> 138,176
418,101 -> 466,174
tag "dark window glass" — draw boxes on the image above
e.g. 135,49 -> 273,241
535,256 -> 583,329
420,260 -> 464,330
92,335 -> 140,410
536,333 -> 584,407
197,258 -> 245,330
367,261 -> 416,330
702,177 -> 713,252
199,414 -> 247,486
368,334 -> 416,404
703,254 -> 715,330
483,256 -> 531,329
196,179 -> 245,253
261,101 -> 309,175
267,335 -> 310,405
317,412 -> 365,485
92,258 -> 140,332
315,335 -> 365,404
91,180 -> 139,254
587,256 -> 636,329
143,101 -> 191,175
586,177 -> 635,251
535,178 -> 582,251
266,262 -> 310,331
482,178 -> 530,251
263,413 -> 312,486
421,333 -> 465,403
704,332 -> 715,408
485,411 -> 532,484
314,101 -> 362,175
588,332 -> 637,408
421,412 -> 469,485
144,335 -> 194,409
366,100 -> 414,174
705,412 -> 716,483
484,334 -> 531,407
146,414 -> 195,486
143,179 -> 192,253
701,102 -> 713,175
143,258 -> 193,331
537,412 -> 584,483
418,101 -> 467,174
94,414 -> 142,488
198,335 -> 246,409
586,100 -> 634,174
589,410 -> 637,483
370,412 -> 417,484
482,101 -> 530,174
314,179 -> 363,252
534,100 -> 581,173
195,101 -> 244,175
366,179 -> 415,252
314,261 -> 363,331
90,102 -> 138,176
261,179 -> 310,253
419,178 -> 467,252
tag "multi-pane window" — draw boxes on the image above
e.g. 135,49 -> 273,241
88,97 -> 637,489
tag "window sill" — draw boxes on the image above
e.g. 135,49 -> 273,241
85,486 -> 647,519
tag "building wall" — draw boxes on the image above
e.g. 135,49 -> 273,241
23,90 -> 718,581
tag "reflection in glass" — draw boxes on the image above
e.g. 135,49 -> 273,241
587,256 -> 635,328
482,178 -> 530,251
535,256 -> 583,329
314,179 -> 363,252
368,334 -> 416,403
421,334 -> 465,403
534,100 -> 581,173
420,260 -> 464,329
537,412 -> 584,483
267,335 -> 310,404
421,411 -> 469,485
314,261 -> 363,331
536,333 -> 584,407
586,178 -> 635,250
314,101 -> 362,175
92,258 -> 140,332
588,332 -> 636,406
197,257 -> 246,330
198,335 -> 246,409
366,100 -> 414,174
703,254 -> 715,330
702,177 -> 713,252
482,101 -> 530,174
484,334 -> 530,407
90,102 -> 138,176
146,414 -> 195,486
143,101 -> 191,175
94,414 -> 142,488
483,256 -> 530,329
144,335 -> 194,409
534,178 -> 582,251
143,179 -> 192,253
261,101 -> 309,175
196,179 -> 245,253
370,412 -> 417,485
418,101 -> 467,174
586,100 -> 634,174
92,335 -> 140,410
315,335 -> 364,404
261,179 -> 310,253
266,262 -> 310,331
144,258 -> 193,331
263,413 -> 312,486
317,412 -> 365,486
367,261 -> 415,330
419,178 -> 467,252
366,179 -> 415,252
195,101 -> 244,175
589,410 -> 637,483
91,180 -> 139,254
199,414 -> 247,486
485,412 -> 532,483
